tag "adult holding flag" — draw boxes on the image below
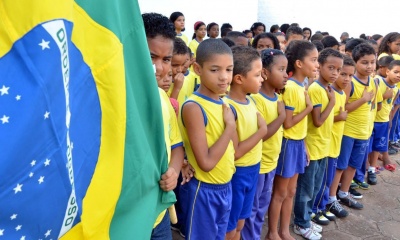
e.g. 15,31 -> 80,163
0,0 -> 174,239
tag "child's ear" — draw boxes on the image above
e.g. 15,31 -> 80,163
295,59 -> 302,69
233,74 -> 244,85
261,68 -> 269,80
193,62 -> 201,75
386,68 -> 390,77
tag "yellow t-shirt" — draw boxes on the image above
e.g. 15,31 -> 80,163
179,92 -> 235,184
252,92 -> 283,173
375,77 -> 399,122
224,96 -> 262,167
176,71 -> 200,106
367,78 -> 382,136
305,82 -> 334,160
189,39 -> 200,58
176,33 -> 189,46
282,79 -> 308,140
378,53 -> 400,60
329,86 -> 347,158
154,88 -> 183,228
343,76 -> 375,140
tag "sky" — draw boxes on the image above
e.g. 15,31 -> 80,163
138,0 -> 397,41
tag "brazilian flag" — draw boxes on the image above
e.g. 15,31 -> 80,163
0,0 -> 174,239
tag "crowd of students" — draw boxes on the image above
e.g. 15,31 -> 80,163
142,11 -> 400,240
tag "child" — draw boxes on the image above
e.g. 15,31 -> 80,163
273,32 -> 286,52
250,22 -> 266,37
189,21 -> 206,62
321,36 -> 340,50
226,31 -> 249,46
243,29 -> 253,42
223,46 -> 267,240
314,55 -> 353,221
142,12 -> 185,240
207,22 -> 219,39
169,12 -> 188,45
179,39 -> 236,239
332,43 -> 376,212
377,32 -> 400,60
294,48 -> 342,238
167,38 -> 189,100
242,49 -> 288,240
251,32 -> 281,52
284,26 -> 305,47
369,60 -> 400,182
268,40 -> 315,240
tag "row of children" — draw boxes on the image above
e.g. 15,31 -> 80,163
142,12 -> 400,240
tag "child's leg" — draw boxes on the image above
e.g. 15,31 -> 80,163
267,174 -> 290,240
151,211 -> 172,240
278,174 -> 298,240
243,170 -> 276,240
313,159 -> 330,213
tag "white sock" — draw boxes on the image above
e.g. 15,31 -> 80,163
328,196 -> 337,204
368,166 -> 375,173
338,190 -> 348,198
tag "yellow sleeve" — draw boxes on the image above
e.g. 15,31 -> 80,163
309,85 -> 323,108
282,85 -> 297,111
168,100 -> 183,149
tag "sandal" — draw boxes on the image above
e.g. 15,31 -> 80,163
375,166 -> 384,174
384,164 -> 396,172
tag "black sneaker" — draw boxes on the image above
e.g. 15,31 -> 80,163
312,211 -> 330,225
326,200 -> 348,218
388,147 -> 397,155
354,179 -> 370,190
367,171 -> 377,185
349,188 -> 363,199
338,194 -> 364,209
350,181 -> 359,189
321,209 -> 336,221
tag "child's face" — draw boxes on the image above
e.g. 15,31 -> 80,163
319,56 -> 343,84
298,48 -> 319,78
339,44 -> 345,54
379,66 -> 388,77
286,34 -> 304,46
254,26 -> 265,36
246,32 -> 253,40
256,37 -> 274,52
241,59 -> 263,94
171,54 -> 187,76
208,25 -> 219,39
336,65 -> 354,90
194,54 -> 233,95
157,71 -> 172,92
266,55 -> 288,90
147,36 -> 173,81
196,25 -> 207,39
303,30 -> 311,40
388,38 -> 400,54
386,65 -> 400,84
355,54 -> 376,77
182,53 -> 191,73
174,16 -> 185,31
276,35 -> 286,52
235,36 -> 249,47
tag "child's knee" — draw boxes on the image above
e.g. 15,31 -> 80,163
287,186 -> 297,198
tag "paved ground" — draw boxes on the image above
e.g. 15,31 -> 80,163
173,155 -> 400,240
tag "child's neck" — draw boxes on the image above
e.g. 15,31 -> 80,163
291,72 -> 306,84
227,85 -> 248,103
317,77 -> 329,87
176,29 -> 181,35
386,78 -> 396,86
331,82 -> 343,91
260,83 -> 276,98
196,36 -> 203,42
197,85 -> 221,101
354,72 -> 369,83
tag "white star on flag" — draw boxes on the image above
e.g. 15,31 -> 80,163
0,229 -> 4,236
44,159 -> 51,166
20,236 -> 25,240
31,160 -> 36,166
29,172 -> 34,178
0,85 -> 9,95
1,115 -> 9,124
38,176 -> 45,184
45,229 -> 51,237
15,225 -> 22,231
13,183 -> 23,194
16,95 -> 21,100
44,111 -> 50,119
39,39 -> 50,50
10,214 -> 17,220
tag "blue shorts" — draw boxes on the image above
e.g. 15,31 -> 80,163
337,135 -> 369,170
276,138 -> 307,178
372,122 -> 389,152
180,177 -> 232,240
227,162 -> 260,232
368,134 -> 373,154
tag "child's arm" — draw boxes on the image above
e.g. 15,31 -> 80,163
170,73 -> 185,100
310,86 -> 336,127
263,101 -> 286,141
233,112 -> 267,160
344,86 -> 374,113
382,87 -> 393,100
182,102 -> 236,172
283,91 -> 313,129
159,146 -> 184,191
334,106 -> 348,122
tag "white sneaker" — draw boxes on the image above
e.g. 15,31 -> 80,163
294,224 -> 322,240
310,221 -> 323,233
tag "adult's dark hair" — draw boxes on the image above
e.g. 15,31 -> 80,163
251,32 -> 280,50
142,12 -> 176,40
169,11 -> 185,32
196,39 -> 232,66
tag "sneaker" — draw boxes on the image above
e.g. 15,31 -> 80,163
310,221 -> 323,233
321,209 -> 336,221
293,224 -> 322,240
350,181 -> 359,189
327,200 -> 349,218
338,194 -> 364,209
392,142 -> 400,148
389,146 -> 398,155
171,223 -> 185,238
311,211 -> 330,225
349,187 -> 363,199
367,171 -> 377,185
354,180 -> 370,190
